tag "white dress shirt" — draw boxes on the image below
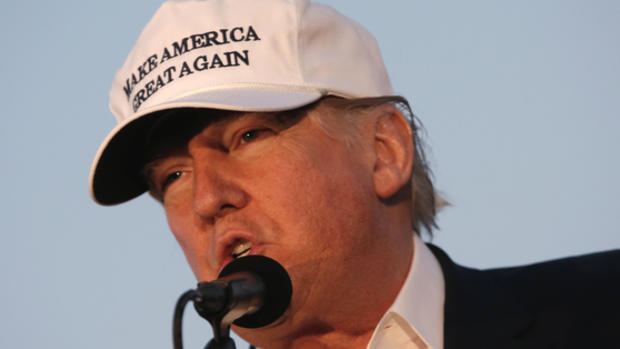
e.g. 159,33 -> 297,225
367,235 -> 445,349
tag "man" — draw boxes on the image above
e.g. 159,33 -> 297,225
90,0 -> 620,348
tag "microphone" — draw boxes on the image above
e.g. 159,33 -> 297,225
193,255 -> 293,329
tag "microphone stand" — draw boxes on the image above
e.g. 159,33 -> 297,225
193,281 -> 238,349
203,320 -> 235,349
172,255 -> 292,349
172,284 -> 238,349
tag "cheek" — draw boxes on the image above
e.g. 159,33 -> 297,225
246,144 -> 380,316
256,137 -> 374,249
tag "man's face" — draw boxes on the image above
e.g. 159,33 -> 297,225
145,103 -> 402,342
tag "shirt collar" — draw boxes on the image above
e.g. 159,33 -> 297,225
367,234 -> 445,349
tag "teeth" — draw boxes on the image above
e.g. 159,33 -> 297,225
231,240 -> 252,259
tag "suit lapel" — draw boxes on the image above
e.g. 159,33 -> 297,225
427,245 -> 535,349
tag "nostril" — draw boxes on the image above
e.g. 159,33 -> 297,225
216,203 -> 238,218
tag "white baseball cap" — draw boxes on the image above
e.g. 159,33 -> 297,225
90,0 -> 394,205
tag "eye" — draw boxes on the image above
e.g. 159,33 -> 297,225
241,129 -> 261,143
228,126 -> 275,150
144,157 -> 191,201
161,170 -> 184,192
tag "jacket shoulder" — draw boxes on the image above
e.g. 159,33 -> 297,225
489,249 -> 620,347
486,249 -> 620,302
429,245 -> 620,348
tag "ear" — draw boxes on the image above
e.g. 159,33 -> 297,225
372,106 -> 414,199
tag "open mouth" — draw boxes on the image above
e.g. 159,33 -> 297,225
231,240 -> 252,259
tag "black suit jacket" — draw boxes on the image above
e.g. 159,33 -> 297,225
427,245 -> 620,349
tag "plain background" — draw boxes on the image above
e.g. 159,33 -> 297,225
2,1 -> 619,348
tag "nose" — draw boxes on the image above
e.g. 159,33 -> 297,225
191,151 -> 248,220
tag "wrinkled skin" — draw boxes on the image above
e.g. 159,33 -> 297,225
146,101 -> 415,348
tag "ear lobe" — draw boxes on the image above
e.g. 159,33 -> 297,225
373,107 -> 414,199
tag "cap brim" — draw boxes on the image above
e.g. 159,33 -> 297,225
89,87 -> 324,205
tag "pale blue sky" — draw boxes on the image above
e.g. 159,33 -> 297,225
2,1 -> 619,348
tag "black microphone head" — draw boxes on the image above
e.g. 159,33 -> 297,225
218,255 -> 293,328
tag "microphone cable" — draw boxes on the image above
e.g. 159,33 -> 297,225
172,289 -> 200,349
